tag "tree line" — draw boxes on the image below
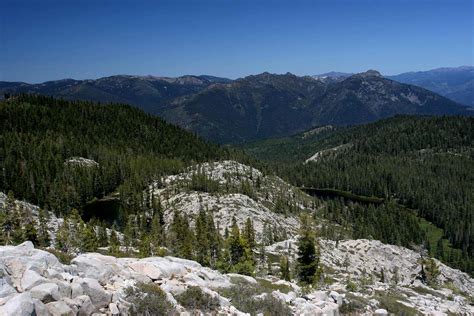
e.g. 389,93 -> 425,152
244,115 -> 474,275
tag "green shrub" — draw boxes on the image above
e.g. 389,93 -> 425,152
258,294 -> 292,316
376,292 -> 417,316
44,248 -> 73,265
125,282 -> 174,315
218,283 -> 291,315
257,278 -> 292,294
346,278 -> 358,292
341,293 -> 370,314
176,286 -> 220,312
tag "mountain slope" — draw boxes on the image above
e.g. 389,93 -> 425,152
309,70 -> 469,126
160,72 -> 328,143
2,70 -> 470,143
242,115 -> 474,274
0,75 -> 232,114
0,94 -> 236,215
388,66 -> 474,107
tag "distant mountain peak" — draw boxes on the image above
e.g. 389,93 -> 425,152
355,69 -> 383,78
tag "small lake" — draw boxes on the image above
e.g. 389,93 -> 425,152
82,197 -> 121,225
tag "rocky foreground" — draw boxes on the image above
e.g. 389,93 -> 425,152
0,241 -> 340,315
1,240 -> 473,316
1,161 -> 473,315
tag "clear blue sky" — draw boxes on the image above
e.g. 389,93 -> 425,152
1,0 -> 472,83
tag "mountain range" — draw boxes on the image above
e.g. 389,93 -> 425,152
387,66 -> 474,107
1,92 -> 473,316
1,67 -> 471,143
313,66 -> 474,108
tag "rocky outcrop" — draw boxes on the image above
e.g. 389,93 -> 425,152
151,160 -> 315,240
2,240 -> 473,315
266,238 -> 474,315
0,242 -> 340,315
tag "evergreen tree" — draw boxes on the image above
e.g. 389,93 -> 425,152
37,208 -> 50,247
69,209 -> 84,250
124,215 -> 139,251
169,211 -> 193,260
11,205 -> 24,245
194,207 -> 210,266
436,238 -> 445,260
108,226 -> 121,256
206,213 -> 221,268
23,220 -> 38,245
139,235 -> 152,258
150,213 -> 164,254
280,256 -> 291,281
424,258 -> 441,286
227,217 -> 254,275
0,211 -> 7,245
82,225 -> 99,252
97,223 -> 109,247
56,218 -> 70,253
229,218 -> 244,266
296,215 -> 319,285
243,218 -> 256,250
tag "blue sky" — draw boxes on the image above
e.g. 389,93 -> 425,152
1,0 -> 472,83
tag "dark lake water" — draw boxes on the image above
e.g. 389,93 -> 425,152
82,197 -> 121,225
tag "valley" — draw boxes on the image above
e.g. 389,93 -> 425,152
0,94 -> 473,315
242,115 -> 474,275
2,0 -> 472,314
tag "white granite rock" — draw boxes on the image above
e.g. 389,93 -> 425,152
46,300 -> 74,315
30,283 -> 60,303
0,292 -> 35,316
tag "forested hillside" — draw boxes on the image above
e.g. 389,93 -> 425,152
243,116 -> 474,274
0,94 -> 249,217
2,70 -> 470,143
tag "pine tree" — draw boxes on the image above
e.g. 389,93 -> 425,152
169,211 -> 193,260
69,209 -> 84,250
139,234 -> 151,258
280,256 -> 291,281
207,213 -> 221,268
11,205 -> 25,245
150,213 -> 164,255
194,207 -> 210,266
227,217 -> 254,275
424,258 -> 440,286
23,220 -> 38,245
37,208 -> 50,247
0,211 -> 7,245
436,238 -> 445,260
82,225 -> 99,252
124,215 -> 139,251
179,215 -> 194,259
108,226 -> 121,256
56,218 -> 70,253
229,218 -> 244,266
263,223 -> 273,246
97,223 -> 109,247
244,218 -> 256,250
296,215 -> 319,285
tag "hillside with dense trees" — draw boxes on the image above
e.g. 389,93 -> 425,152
2,70 -> 471,144
0,94 -> 254,218
243,115 -> 474,274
